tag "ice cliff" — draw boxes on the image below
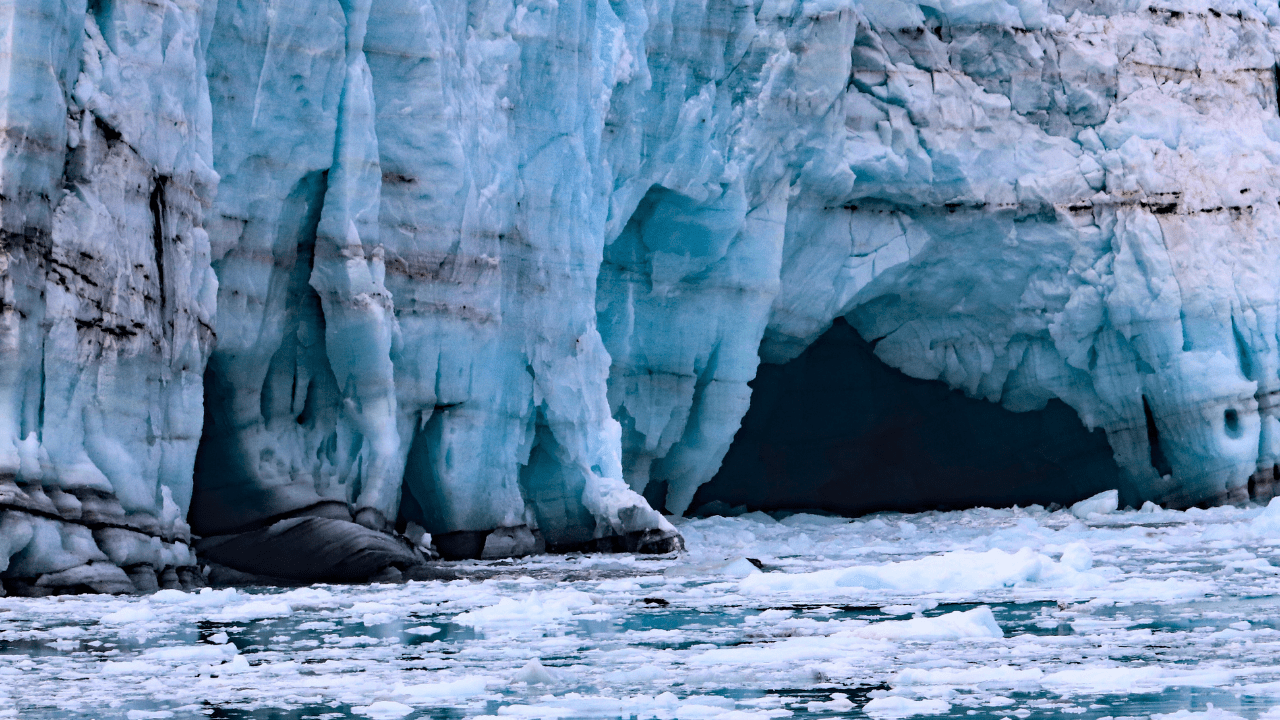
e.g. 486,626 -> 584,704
3,0 -> 1280,589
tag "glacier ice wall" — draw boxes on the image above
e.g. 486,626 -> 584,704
5,0 -> 1280,584
192,0 -> 683,562
0,0 -> 216,593
609,0 -> 1280,515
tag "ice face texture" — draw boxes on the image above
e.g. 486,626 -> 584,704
0,0 -> 215,593
4,0 -> 1280,585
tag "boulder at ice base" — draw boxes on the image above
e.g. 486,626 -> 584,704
6,0 -> 1280,585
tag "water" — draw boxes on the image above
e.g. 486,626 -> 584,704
6,504 -> 1280,720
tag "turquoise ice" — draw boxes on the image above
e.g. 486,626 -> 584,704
3,0 -> 1280,583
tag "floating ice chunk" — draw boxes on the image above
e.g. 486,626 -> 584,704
350,601 -> 399,618
747,609 -> 794,623
220,655 -> 251,674
391,676 -> 490,702
737,512 -> 778,525
1140,501 -> 1162,514
691,610 -> 999,668
896,665 -> 1044,688
691,632 -> 886,667
277,587 -> 337,608
352,701 -> 414,719
405,626 -> 440,636
853,607 -> 1003,641
1059,543 -> 1093,572
1231,558 -> 1280,574
1042,665 -> 1237,695
478,693 -> 778,720
1153,705 -> 1247,720
101,660 -> 162,675
150,588 -> 238,608
512,659 -> 562,685
739,548 -> 1104,596
1099,578 -> 1215,603
141,644 -> 238,663
453,590 -> 598,630
805,693 -> 853,712
602,664 -> 670,684
209,600 -> 292,623
863,697 -> 951,718
718,558 -> 763,577
596,578 -> 641,592
125,711 -> 175,720
667,700 -> 738,717
100,605 -> 154,624
778,514 -> 851,528
881,601 -> 937,616
712,710 -> 794,719
1252,498 -> 1280,535
149,590 -> 190,604
1070,490 -> 1119,519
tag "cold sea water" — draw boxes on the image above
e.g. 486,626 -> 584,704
6,503 -> 1280,720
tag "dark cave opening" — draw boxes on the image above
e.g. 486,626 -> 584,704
191,170 -> 338,538
690,318 -> 1126,516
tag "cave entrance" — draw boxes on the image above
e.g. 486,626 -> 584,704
689,318 -> 1125,516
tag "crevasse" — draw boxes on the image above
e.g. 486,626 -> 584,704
2,0 -> 1280,588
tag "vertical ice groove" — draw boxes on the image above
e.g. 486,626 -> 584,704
309,0 -> 401,530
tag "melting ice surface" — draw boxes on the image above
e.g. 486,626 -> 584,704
11,504 -> 1280,718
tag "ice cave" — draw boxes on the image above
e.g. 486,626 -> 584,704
689,318 -> 1130,517
2,0 -> 1280,591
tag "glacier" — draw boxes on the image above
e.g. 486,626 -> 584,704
2,0 -> 1280,588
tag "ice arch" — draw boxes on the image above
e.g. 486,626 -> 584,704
688,318 -> 1128,516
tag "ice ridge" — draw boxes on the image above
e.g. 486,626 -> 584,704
2,0 -> 1280,588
